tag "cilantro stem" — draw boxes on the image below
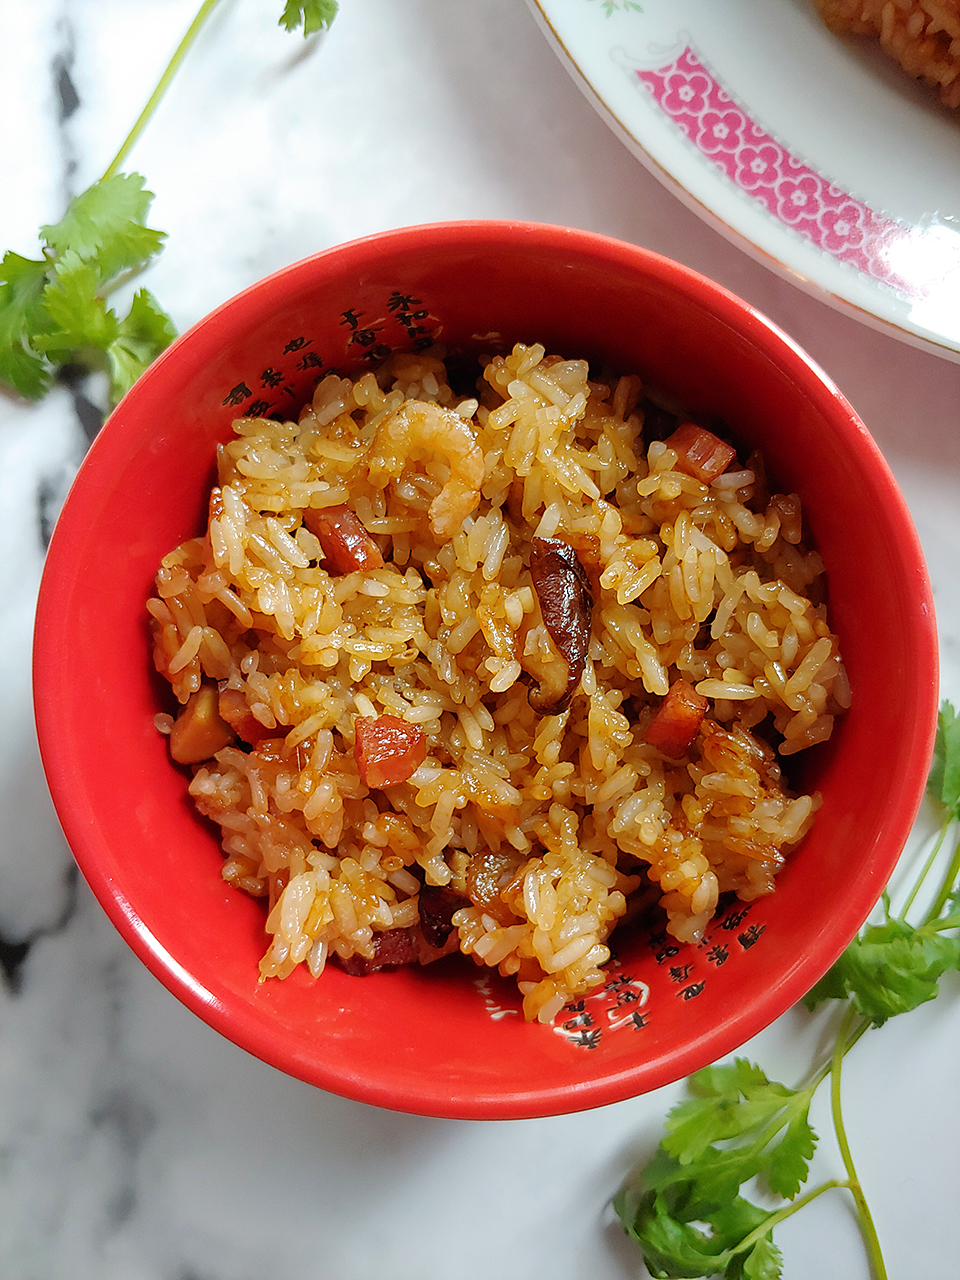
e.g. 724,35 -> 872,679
803,1005 -> 870,1093
899,811 -> 950,920
830,1005 -> 888,1280
726,1177 -> 851,1260
102,0 -> 226,181
923,816 -> 960,925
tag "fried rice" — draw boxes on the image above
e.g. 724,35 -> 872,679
815,0 -> 960,107
148,343 -> 849,1023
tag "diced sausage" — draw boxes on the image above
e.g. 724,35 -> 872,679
354,715 -> 427,788
217,686 -> 276,746
645,678 -> 709,759
303,504 -> 384,574
418,884 -> 469,949
664,423 -> 736,483
336,927 -> 419,974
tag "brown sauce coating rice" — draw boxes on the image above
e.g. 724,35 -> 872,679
148,344 -> 849,1023
815,0 -> 960,108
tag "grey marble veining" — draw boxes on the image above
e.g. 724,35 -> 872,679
2,3 -> 960,1278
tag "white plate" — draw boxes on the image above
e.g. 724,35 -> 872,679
530,0 -> 960,362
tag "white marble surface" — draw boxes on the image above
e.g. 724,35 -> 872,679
1,2 -> 959,1277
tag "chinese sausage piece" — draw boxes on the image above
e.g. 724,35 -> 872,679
354,714 -> 428,789
645,678 -> 709,759
664,422 -> 736,483
302,504 -> 384,574
338,886 -> 465,975
418,884 -> 467,949
339,856 -> 522,976
337,926 -> 420,975
528,537 -> 594,715
218,686 -> 277,747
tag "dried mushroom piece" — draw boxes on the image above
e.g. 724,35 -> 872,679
169,684 -> 233,764
527,537 -> 594,715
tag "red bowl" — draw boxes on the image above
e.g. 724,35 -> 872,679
33,222 -> 938,1118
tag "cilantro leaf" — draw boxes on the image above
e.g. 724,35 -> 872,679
40,174 -> 166,283
615,1061 -> 815,1277
36,250 -> 120,355
615,1166 -> 779,1279
617,1182 -> 729,1278
804,918 -> 960,1023
928,700 -> 960,816
667,1060 -> 789,1157
0,251 -> 54,397
279,0 -> 339,36
4,0 -> 344,408
0,174 -> 174,406
664,1061 -> 817,1201
106,288 -> 178,404
738,1233 -> 783,1280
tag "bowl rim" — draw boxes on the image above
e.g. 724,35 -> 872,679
33,220 -> 940,1118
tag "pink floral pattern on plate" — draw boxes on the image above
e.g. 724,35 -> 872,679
637,47 -> 919,299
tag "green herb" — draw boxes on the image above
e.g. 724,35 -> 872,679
0,0 -> 339,408
279,0 -> 341,36
615,699 -> 959,1280
0,176 -> 174,405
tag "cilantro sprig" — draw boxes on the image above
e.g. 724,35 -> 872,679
0,176 -> 174,405
616,699 -> 960,1280
1,0 -> 338,409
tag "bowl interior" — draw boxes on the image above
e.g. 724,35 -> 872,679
33,222 -> 938,1118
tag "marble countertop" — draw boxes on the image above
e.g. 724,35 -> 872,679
2,2 -> 959,1277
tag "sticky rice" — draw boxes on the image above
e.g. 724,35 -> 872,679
148,344 -> 848,1023
815,0 -> 960,107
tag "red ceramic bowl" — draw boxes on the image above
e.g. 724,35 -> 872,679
33,222 -> 938,1119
